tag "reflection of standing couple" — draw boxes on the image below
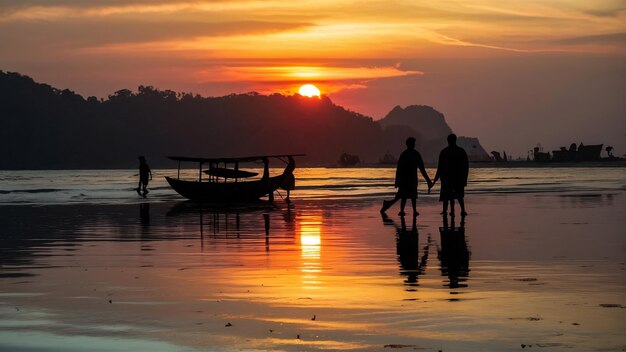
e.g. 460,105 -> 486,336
382,212 -> 470,289
380,134 -> 469,217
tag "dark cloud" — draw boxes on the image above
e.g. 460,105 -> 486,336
555,32 -> 626,45
0,0 -> 174,7
0,0 -> 119,15
0,19 -> 312,51
343,2 -> 582,25
583,6 -> 626,17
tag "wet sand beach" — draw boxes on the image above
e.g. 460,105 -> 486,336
1,168 -> 625,351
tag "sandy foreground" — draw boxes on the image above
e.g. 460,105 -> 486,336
0,192 -> 625,351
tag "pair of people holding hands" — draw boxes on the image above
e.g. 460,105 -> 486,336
380,134 -> 469,217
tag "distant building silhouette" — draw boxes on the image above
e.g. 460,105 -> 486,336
338,153 -> 360,166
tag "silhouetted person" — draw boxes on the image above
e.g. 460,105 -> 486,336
381,137 -> 432,216
438,215 -> 470,289
431,134 -> 469,216
281,156 -> 296,203
136,156 -> 152,197
262,157 -> 274,202
261,157 -> 270,179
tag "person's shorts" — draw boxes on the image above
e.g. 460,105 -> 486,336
440,183 -> 464,201
396,186 -> 417,199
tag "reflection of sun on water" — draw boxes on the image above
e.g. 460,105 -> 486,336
298,215 -> 322,289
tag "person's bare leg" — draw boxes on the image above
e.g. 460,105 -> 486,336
411,198 -> 418,216
380,195 -> 399,213
142,182 -> 149,197
399,198 -> 407,216
450,199 -> 455,217
459,198 -> 467,216
441,200 -> 448,215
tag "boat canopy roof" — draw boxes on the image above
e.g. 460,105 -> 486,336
168,154 -> 305,164
204,168 -> 258,179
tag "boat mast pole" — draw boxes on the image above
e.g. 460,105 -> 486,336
177,160 -> 181,179
233,161 -> 239,198
263,157 -> 274,202
199,162 -> 202,183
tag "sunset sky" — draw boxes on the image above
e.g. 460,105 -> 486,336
1,0 -> 625,156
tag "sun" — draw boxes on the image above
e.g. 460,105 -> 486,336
298,84 -> 321,98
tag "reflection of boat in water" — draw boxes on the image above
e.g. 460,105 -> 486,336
338,153 -> 360,166
165,200 -> 269,217
165,154 -> 302,202
167,200 -> 262,238
379,151 -> 397,165
166,201 -> 296,251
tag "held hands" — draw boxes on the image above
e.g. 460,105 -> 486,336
428,175 -> 439,194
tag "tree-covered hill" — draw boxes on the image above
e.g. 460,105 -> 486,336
1,71 -> 487,169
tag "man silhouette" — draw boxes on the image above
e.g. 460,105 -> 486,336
136,156 -> 152,197
280,156 -> 296,203
381,137 -> 432,216
431,134 -> 469,216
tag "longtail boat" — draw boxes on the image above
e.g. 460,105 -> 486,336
165,154 -> 303,202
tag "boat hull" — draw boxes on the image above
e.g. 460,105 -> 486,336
165,175 -> 287,202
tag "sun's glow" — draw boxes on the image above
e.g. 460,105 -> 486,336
298,84 -> 321,98
298,215 -> 322,290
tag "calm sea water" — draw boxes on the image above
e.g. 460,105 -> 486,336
1,167 -> 625,351
1,167 -> 625,204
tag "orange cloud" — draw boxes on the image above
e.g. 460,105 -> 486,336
200,65 -> 422,82
2,0 -> 625,101
193,64 -> 422,95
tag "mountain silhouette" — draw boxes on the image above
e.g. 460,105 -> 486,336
380,105 -> 490,162
0,71 -> 488,169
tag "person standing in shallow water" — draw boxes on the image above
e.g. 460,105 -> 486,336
431,134 -> 469,216
137,156 -> 152,197
381,137 -> 432,216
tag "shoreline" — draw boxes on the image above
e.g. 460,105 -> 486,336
1,160 -> 626,171
2,166 -> 625,206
